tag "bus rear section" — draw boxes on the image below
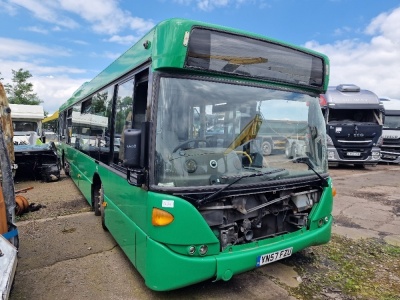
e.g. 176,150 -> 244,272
321,84 -> 384,167
380,98 -> 400,163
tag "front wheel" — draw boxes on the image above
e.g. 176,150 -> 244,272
99,185 -> 108,231
261,140 -> 272,156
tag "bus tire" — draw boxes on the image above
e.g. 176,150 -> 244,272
99,184 -> 108,231
94,185 -> 101,216
262,140 -> 272,156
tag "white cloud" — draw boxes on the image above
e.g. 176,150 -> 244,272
198,0 -> 229,11
89,51 -> 121,60
6,0 -> 155,36
32,75 -> 88,113
305,6 -> 400,99
0,57 -> 88,113
173,0 -> 257,11
0,0 -> 17,14
22,26 -> 49,34
9,0 -> 79,29
0,38 -> 71,59
104,35 -> 139,45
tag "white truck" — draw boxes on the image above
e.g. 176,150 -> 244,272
380,97 -> 400,163
321,84 -> 384,167
10,104 -> 60,181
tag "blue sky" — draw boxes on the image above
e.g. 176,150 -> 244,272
1,0 -> 400,114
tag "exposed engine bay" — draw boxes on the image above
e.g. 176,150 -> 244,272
199,187 -> 320,250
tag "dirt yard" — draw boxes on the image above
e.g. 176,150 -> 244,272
9,164 -> 400,300
14,171 -> 90,221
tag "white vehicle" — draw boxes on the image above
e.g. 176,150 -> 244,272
9,104 -> 44,145
9,104 -> 60,181
0,235 -> 18,300
321,84 -> 384,167
380,97 -> 400,163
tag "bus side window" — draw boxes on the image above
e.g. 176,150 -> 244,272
71,103 -> 82,150
115,79 -> 134,165
133,81 -> 148,130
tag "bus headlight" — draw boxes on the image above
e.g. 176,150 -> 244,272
199,245 -> 208,255
188,246 -> 196,255
328,151 -> 335,160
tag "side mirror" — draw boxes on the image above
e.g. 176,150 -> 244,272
123,128 -> 142,168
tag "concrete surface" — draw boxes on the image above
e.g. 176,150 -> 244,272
9,163 -> 400,299
330,164 -> 400,245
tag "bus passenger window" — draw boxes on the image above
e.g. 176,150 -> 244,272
115,79 -> 134,164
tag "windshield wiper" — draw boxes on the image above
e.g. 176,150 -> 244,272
292,157 -> 329,187
196,168 -> 286,207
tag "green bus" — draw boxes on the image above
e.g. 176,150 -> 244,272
58,18 -> 334,291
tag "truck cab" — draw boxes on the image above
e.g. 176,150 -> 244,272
380,97 -> 400,163
321,84 -> 384,167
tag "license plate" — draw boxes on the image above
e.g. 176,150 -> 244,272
347,152 -> 361,156
256,247 -> 293,267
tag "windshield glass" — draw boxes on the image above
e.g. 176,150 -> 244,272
154,76 -> 327,187
13,121 -> 38,132
384,115 -> 400,129
328,109 -> 380,124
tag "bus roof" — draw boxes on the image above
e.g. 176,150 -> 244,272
60,18 -> 329,112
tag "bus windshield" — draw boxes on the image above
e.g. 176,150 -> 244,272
155,76 -> 327,187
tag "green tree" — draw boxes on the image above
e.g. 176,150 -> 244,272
4,68 -> 42,105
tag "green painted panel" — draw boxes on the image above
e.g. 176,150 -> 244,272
145,236 -> 216,291
146,192 -> 219,245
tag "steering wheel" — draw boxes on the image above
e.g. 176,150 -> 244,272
172,139 -> 209,153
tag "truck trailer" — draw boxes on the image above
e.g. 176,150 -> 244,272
320,84 -> 384,167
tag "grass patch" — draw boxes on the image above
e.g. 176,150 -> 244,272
283,234 -> 400,300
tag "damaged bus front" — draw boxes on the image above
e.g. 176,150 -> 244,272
59,19 -> 334,290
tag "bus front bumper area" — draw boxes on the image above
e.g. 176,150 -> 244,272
144,216 -> 332,291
